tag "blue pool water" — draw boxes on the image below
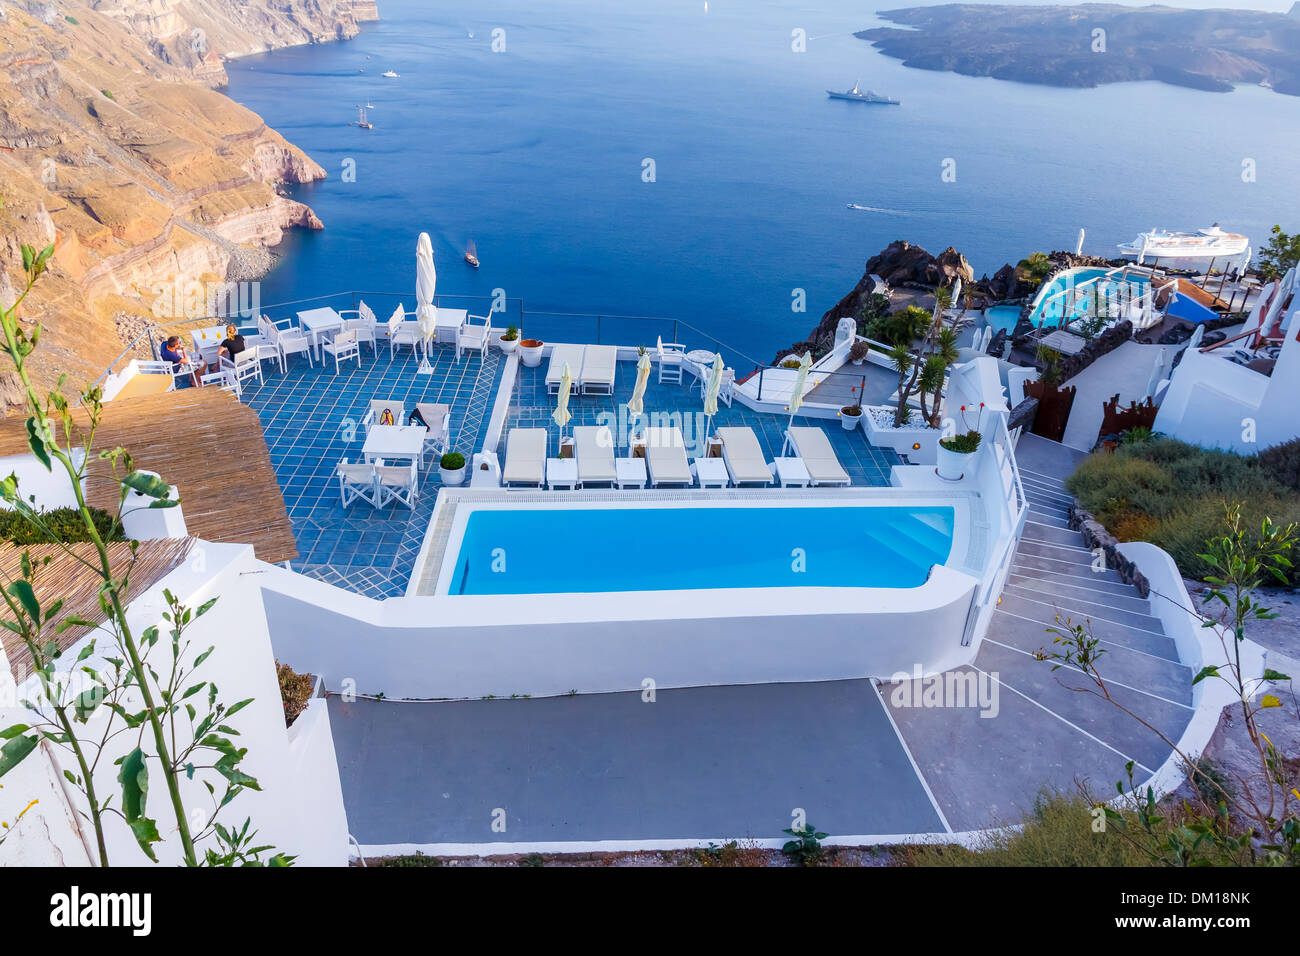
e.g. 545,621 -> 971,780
1029,267 -> 1152,326
449,505 -> 954,595
984,305 -> 1023,335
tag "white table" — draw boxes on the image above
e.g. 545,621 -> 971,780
693,457 -> 729,489
435,308 -> 469,344
686,349 -> 716,366
773,457 -> 811,488
615,457 -> 647,489
298,307 -> 345,360
190,325 -> 227,366
546,457 -> 579,490
362,425 -> 426,469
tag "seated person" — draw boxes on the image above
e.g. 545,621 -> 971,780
159,335 -> 205,387
217,324 -> 247,368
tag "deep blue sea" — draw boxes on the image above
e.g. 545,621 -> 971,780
224,0 -> 1300,360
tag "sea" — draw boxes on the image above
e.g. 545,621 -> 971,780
223,0 -> 1300,361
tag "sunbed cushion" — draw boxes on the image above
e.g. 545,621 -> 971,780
717,427 -> 771,483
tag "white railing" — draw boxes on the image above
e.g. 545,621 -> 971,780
961,413 -> 1027,647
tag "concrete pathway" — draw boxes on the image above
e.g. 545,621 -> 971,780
1060,340 -> 1182,451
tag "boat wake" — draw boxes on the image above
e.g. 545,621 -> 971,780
847,203 -> 910,215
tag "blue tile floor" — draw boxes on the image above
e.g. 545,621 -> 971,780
505,362 -> 900,487
242,343 -> 503,598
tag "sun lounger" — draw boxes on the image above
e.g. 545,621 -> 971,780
784,426 -> 852,486
579,345 -> 617,395
502,428 -> 547,487
644,426 -> 692,486
716,426 -> 773,486
546,344 -> 585,394
573,425 -> 617,486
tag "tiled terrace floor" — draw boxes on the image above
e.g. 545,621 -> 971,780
241,343 -> 503,598
506,362 -> 901,486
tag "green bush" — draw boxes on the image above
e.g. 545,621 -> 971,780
439,452 -> 466,471
1065,437 -> 1300,582
0,506 -> 123,545
864,305 -> 931,347
1259,438 -> 1300,492
939,431 -> 982,454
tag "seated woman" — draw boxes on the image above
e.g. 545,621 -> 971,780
159,335 -> 205,387
217,323 -> 247,369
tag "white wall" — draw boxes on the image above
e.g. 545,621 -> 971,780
0,451 -> 85,511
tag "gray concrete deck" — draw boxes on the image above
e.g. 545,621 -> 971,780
330,679 -> 946,846
1060,340 -> 1182,451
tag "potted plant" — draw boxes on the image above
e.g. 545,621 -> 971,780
936,404 -> 984,481
849,340 -> 870,366
499,324 -> 520,354
519,337 -> 544,367
439,451 -> 467,486
840,404 -> 863,431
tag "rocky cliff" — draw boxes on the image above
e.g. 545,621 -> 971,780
0,0 -> 373,409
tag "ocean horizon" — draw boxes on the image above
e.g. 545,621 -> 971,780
224,0 -> 1300,361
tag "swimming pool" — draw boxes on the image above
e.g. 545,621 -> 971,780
443,504 -> 955,595
1028,267 -> 1152,326
984,305 -> 1024,334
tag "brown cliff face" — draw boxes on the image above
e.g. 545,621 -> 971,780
0,0 -> 368,411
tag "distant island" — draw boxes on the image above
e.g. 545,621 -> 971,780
858,3 -> 1300,96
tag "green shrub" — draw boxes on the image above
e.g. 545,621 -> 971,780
0,506 -> 123,545
864,305 -> 931,347
376,851 -> 442,867
1066,437 -> 1300,582
100,89 -> 114,100
1259,438 -> 1300,492
439,452 -> 466,471
276,661 -> 313,728
940,431 -> 981,454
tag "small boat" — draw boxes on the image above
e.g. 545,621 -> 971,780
355,105 -> 372,129
464,239 -> 480,269
1118,224 -> 1249,261
827,80 -> 900,105
382,70 -> 399,78
365,101 -> 375,109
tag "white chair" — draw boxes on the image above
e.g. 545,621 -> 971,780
135,359 -> 179,392
323,329 -> 362,374
657,340 -> 686,384
337,458 -> 379,508
375,459 -> 419,509
413,402 -> 452,465
261,316 -> 313,369
456,313 -> 492,361
389,318 -> 421,360
200,368 -> 241,400
362,399 -> 408,436
220,351 -> 262,389
338,301 -> 379,355
718,367 -> 736,407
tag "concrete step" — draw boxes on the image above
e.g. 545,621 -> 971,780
1019,476 -> 1073,501
1025,487 -> 1071,507
1004,574 -> 1153,616
1021,522 -> 1083,548
989,609 -> 1187,690
1023,511 -> 1072,530
1009,562 -> 1138,597
1016,538 -> 1098,567
1018,468 -> 1071,490
1000,587 -> 1165,637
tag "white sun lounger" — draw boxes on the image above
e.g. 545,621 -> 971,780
644,426 -> 692,487
573,425 -> 617,486
579,345 -> 617,395
503,428 -> 547,487
546,344 -> 585,394
716,426 -> 773,486
785,426 -> 852,487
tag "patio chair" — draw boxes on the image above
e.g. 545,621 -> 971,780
580,345 -> 617,395
783,426 -> 852,487
136,359 -> 177,387
362,399 -> 408,435
337,458 -> 379,508
457,313 -> 492,362
413,402 -> 451,464
375,459 -> 419,509
502,428 -> 547,487
200,368 -> 241,401
718,367 -> 736,407
323,329 -> 362,374
251,340 -> 284,376
261,315 -> 314,369
573,425 -> 617,486
644,426 -> 692,487
716,426 -> 774,486
546,344 -> 584,394
338,301 -> 380,354
389,319 -> 422,360
656,339 -> 686,384
220,351 -> 262,389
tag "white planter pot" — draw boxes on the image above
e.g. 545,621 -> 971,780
499,337 -> 518,354
840,410 -> 862,431
520,342 -> 544,367
439,465 -> 467,486
935,444 -> 974,481
850,357 -> 865,366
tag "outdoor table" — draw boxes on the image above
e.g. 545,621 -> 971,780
435,308 -> 469,344
546,457 -> 579,490
190,325 -> 226,366
298,307 -> 345,360
693,457 -> 729,488
773,457 -> 811,488
361,425 -> 426,470
615,457 -> 647,490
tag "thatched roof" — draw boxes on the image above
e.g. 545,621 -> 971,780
0,388 -> 297,563
0,538 -> 196,682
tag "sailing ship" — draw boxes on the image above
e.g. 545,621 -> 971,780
355,105 -> 372,129
464,239 -> 480,269
827,80 -> 900,105
1118,224 -> 1249,261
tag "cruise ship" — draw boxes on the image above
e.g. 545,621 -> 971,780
1118,224 -> 1249,261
